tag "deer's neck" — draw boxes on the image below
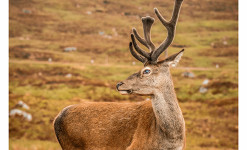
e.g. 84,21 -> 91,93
151,78 -> 185,140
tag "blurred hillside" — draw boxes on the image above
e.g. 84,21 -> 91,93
9,0 -> 238,149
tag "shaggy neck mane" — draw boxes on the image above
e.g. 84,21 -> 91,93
151,73 -> 185,140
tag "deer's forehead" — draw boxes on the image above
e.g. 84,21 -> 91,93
144,64 -> 158,69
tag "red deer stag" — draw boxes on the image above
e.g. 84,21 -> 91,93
54,0 -> 185,149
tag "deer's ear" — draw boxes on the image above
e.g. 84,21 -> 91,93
163,49 -> 184,67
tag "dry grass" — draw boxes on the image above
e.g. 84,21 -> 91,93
9,0 -> 238,149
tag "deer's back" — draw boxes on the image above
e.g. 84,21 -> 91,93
54,100 -> 155,149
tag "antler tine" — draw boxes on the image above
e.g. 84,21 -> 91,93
132,28 -> 149,49
129,42 -> 146,63
130,34 -> 150,59
141,17 -> 156,51
132,17 -> 156,52
151,0 -> 183,62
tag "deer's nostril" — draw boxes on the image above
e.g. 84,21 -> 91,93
116,82 -> 124,90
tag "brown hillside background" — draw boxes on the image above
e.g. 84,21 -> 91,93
9,0 -> 238,149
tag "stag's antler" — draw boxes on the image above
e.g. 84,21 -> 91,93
129,0 -> 183,65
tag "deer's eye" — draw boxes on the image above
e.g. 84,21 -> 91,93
143,69 -> 151,74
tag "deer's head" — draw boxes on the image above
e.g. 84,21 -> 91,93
117,0 -> 184,96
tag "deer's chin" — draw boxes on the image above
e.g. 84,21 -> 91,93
118,89 -> 133,95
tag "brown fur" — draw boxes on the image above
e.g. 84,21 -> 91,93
54,101 -> 155,149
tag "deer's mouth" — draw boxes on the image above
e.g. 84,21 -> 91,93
118,89 -> 133,95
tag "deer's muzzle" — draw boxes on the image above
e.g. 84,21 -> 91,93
116,82 -> 133,95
